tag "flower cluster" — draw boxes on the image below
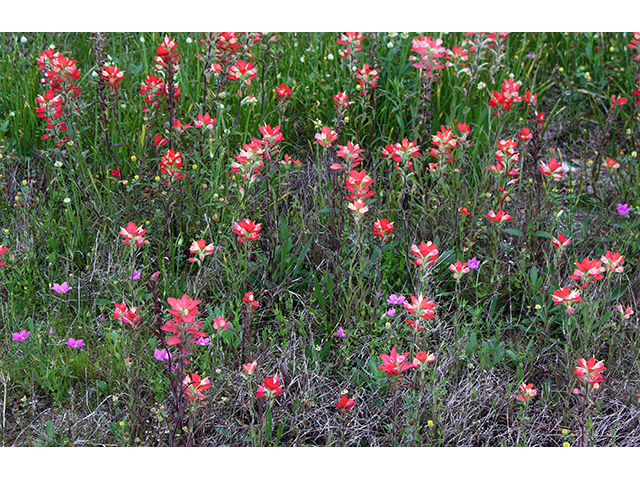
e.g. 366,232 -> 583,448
158,149 -> 185,183
355,63 -> 378,95
332,141 -> 364,171
373,218 -> 394,243
228,59 -> 258,86
189,239 -> 215,265
573,357 -> 606,392
101,65 -> 125,95
233,219 -> 261,244
337,32 -> 364,58
314,126 -> 338,147
487,77 -> 535,114
183,373 -> 212,401
552,287 -> 583,314
231,139 -> 265,183
160,295 -> 208,353
428,123 -> 470,170
409,35 -> 447,76
378,347 -> 416,377
257,375 -> 283,399
410,241 -> 439,268
382,138 -> 420,173
540,157 -> 563,180
36,48 -> 81,144
114,301 -> 141,328
118,222 -> 148,248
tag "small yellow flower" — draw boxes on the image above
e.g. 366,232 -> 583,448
632,151 -> 637,158
145,220 -> 150,225
155,176 -> 160,181
587,160 -> 593,165
192,164 -> 198,170
535,304 -> 542,310
131,155 -> 137,161
563,442 -> 571,447
559,67 -> 564,72
562,429 -> 569,435
113,281 -> 118,285
342,389 -> 348,395
427,420 -> 434,427
119,421 -> 125,427
609,46 -> 615,53
202,184 -> 208,189
134,175 -> 139,180
22,179 -> 28,186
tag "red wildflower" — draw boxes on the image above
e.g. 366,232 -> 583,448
600,251 -> 624,273
448,260 -> 470,279
274,83 -> 292,99
118,222 -> 148,248
113,302 -> 141,328
228,59 -> 258,85
167,294 -> 201,323
486,209 -> 513,223
373,218 -> 394,243
314,126 -> 338,147
516,383 -> 537,402
601,157 -> 620,170
540,157 -> 563,180
189,239 -> 215,264
552,233 -> 571,253
378,347 -> 416,377
194,113 -> 216,130
335,395 -> 356,410
345,170 -> 375,201
101,65 -> 124,93
257,375 -> 283,399
233,219 -> 262,244
410,241 -> 439,268
574,358 -> 606,390
243,291 -> 259,309
403,294 -> 437,320
412,351 -> 436,369
158,149 -> 185,182
552,287 -> 583,314
569,258 -> 605,288
183,373 -> 212,401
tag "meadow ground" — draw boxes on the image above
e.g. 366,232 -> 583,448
0,32 -> 639,447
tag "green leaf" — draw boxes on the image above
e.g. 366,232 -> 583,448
502,228 -> 524,237
533,230 -> 552,239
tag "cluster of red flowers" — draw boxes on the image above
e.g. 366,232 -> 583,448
35,48 -> 82,144
345,169 -> 375,223
114,301 -> 141,328
487,77 -> 535,114
427,123 -> 470,170
101,65 -> 124,95
382,138 -> 421,173
409,35 -> 447,77
160,294 -> 208,354
337,32 -> 364,55
355,63 -> 378,95
332,141 -> 364,171
233,219 -> 262,244
140,37 -> 181,113
158,149 -> 185,183
228,59 -> 258,86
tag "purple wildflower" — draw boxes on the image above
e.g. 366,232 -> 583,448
387,294 -> 406,305
129,269 -> 141,281
12,330 -> 30,342
617,203 -> 631,216
336,327 -> 346,338
386,308 -> 396,318
467,257 -> 480,270
65,337 -> 85,348
52,282 -> 72,294
154,348 -> 171,362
